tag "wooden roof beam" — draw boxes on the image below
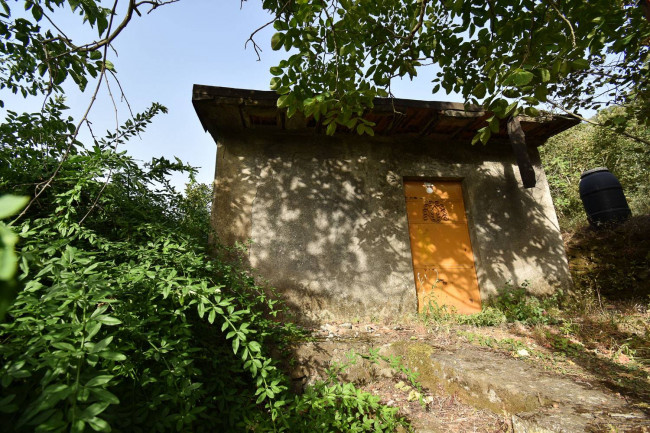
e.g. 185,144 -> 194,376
507,116 -> 536,189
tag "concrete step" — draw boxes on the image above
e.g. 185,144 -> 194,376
380,342 -> 649,432
286,338 -> 649,432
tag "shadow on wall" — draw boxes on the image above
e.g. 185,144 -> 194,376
213,132 -> 571,323
469,157 -> 571,298
252,140 -> 415,323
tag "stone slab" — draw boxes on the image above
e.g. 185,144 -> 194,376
286,338 -> 649,432
381,343 -> 649,432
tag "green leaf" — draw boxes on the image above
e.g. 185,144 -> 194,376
256,392 -> 267,404
0,229 -> 19,282
71,420 -> 85,433
95,315 -> 121,326
488,115 -> 500,133
277,94 -> 290,108
248,341 -> 261,353
87,416 -> 110,432
78,386 -> 91,402
98,351 -> 126,361
571,58 -> 589,70
479,126 -> 491,145
271,32 -> 284,51
86,322 -> 102,340
90,305 -> 108,319
504,101 -> 518,117
489,98 -> 508,116
52,342 -> 76,352
273,20 -> 288,31
534,86 -> 548,102
197,302 -> 205,318
96,14 -> 109,36
0,195 -> 29,219
31,5 -> 42,21
89,388 -> 119,405
86,375 -> 114,388
473,82 -> 486,99
503,69 -> 534,87
537,68 -> 551,83
524,106 -> 540,117
79,402 -> 110,421
0,393 -> 17,414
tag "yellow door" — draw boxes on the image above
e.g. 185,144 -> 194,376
404,180 -> 481,314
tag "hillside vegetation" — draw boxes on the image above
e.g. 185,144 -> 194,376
540,108 -> 650,304
541,108 -> 650,230
0,100 -> 415,432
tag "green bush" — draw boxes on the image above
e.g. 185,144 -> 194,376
0,1 -> 407,430
540,108 -> 650,230
457,307 -> 508,327
418,298 -> 508,327
488,283 -> 560,325
0,103 -> 284,431
0,102 -> 404,433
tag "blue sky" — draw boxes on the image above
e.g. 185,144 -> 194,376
1,1 -> 480,189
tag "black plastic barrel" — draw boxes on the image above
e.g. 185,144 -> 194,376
579,167 -> 631,226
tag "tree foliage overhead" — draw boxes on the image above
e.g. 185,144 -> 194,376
259,0 -> 650,140
0,0 -> 178,103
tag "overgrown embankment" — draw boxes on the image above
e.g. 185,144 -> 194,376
565,215 -> 650,302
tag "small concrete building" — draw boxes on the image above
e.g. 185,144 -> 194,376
193,85 -> 576,322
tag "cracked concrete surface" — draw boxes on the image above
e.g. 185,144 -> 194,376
285,333 -> 649,432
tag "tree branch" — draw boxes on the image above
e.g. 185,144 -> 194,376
548,0 -> 576,48
49,0 -> 179,60
12,0 -> 121,225
245,0 -> 292,61
549,101 -> 650,146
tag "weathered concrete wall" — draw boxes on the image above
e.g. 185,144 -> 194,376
212,130 -> 571,322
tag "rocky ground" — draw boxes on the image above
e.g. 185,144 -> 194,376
278,318 -> 650,432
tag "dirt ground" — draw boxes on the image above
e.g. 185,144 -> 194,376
281,315 -> 650,433
283,322 -> 510,432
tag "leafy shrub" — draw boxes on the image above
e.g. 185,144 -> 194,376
417,283 -> 562,327
540,108 -> 650,230
419,297 -> 456,323
564,215 -> 650,303
457,307 -> 507,327
0,195 -> 29,319
0,1 -> 407,430
489,282 -> 560,325
279,380 -> 408,432
0,106 -> 288,430
0,101 -> 405,432
418,298 -> 508,327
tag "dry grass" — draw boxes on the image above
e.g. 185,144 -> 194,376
359,361 -> 511,432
